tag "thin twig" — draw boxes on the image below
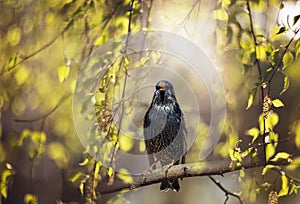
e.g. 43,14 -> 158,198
108,0 -> 135,178
246,0 -> 266,164
178,0 -> 201,26
267,28 -> 300,94
209,176 -> 243,204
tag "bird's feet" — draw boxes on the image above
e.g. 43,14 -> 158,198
143,160 -> 158,177
164,159 -> 175,171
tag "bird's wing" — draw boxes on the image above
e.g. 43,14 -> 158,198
143,108 -> 156,168
181,114 -> 188,165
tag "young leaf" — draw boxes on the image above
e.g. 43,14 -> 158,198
289,184 -> 299,195
266,143 -> 276,162
117,168 -> 133,184
272,99 -> 284,108
24,193 -> 38,204
286,157 -> 300,171
214,9 -> 229,21
58,65 -> 70,83
282,52 -> 293,69
280,75 -> 289,95
245,127 -> 260,143
276,27 -> 288,35
295,39 -> 300,58
270,152 -> 290,162
293,15 -> 300,26
246,88 -> 257,109
262,164 -> 276,175
278,175 -> 289,197
0,170 -> 12,198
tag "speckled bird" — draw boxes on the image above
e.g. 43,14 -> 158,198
143,80 -> 187,192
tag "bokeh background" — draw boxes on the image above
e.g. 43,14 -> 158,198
1,0 -> 300,203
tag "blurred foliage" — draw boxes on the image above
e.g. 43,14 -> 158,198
0,0 -> 300,203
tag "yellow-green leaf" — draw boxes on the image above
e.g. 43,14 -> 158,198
24,193 -> 38,204
294,121 -> 300,148
276,27 -> 288,35
270,152 -> 290,162
295,39 -> 300,58
266,143 -> 276,161
272,99 -> 284,108
58,65 -> 70,83
214,9 -> 229,21
107,167 -> 114,177
79,158 -> 89,166
246,127 -> 260,143
46,142 -> 69,168
0,169 -> 12,198
69,172 -> 84,183
262,164 -> 276,175
289,183 -> 299,195
265,131 -> 278,161
119,134 -> 133,152
282,51 -> 293,69
246,88 -> 257,109
280,75 -> 289,95
256,45 -> 267,60
286,157 -> 300,171
117,168 -> 133,184
278,175 -> 289,197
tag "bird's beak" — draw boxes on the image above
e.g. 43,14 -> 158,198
159,81 -> 165,92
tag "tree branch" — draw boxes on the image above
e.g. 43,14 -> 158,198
97,157 -> 290,194
208,176 -> 242,204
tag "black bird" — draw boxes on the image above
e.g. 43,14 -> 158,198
143,80 -> 187,192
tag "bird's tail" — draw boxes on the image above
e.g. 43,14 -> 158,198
160,179 -> 180,192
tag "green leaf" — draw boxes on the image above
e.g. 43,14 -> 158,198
262,164 -> 276,175
293,15 -> 300,26
286,157 -> 300,171
293,121 -> 300,148
245,127 -> 260,143
58,65 -> 70,83
107,167 -> 114,177
229,148 -> 242,163
117,168 -> 133,184
214,9 -> 229,21
280,75 -> 289,95
289,183 -> 299,195
270,152 -> 290,162
295,39 -> 300,58
24,193 -> 38,204
282,51 -> 293,69
278,175 -> 289,197
246,88 -> 257,109
272,99 -> 284,108
46,142 -> 69,168
266,142 -> 276,161
265,131 -> 278,161
79,158 -> 89,166
256,45 -> 267,60
276,27 -> 288,35
69,172 -> 84,183
0,169 -> 12,199
94,161 -> 102,180
271,49 -> 280,65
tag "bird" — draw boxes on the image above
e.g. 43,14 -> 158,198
143,80 -> 187,192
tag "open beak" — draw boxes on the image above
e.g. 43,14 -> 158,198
159,88 -> 165,102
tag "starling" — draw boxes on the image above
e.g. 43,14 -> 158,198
143,80 -> 187,192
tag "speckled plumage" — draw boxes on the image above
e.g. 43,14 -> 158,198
143,80 -> 187,192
